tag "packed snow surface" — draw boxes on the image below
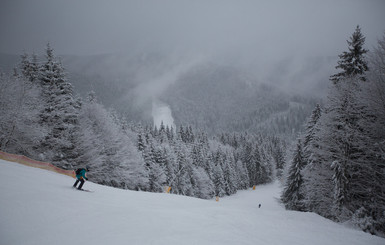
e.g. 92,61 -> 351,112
0,159 -> 383,245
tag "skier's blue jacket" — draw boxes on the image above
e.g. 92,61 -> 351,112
76,168 -> 87,180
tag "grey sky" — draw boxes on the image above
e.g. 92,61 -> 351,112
0,0 -> 384,58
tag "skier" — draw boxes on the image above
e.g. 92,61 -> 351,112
73,166 -> 89,190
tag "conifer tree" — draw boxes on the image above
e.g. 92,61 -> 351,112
222,152 -> 237,195
171,144 -> 192,195
191,166 -> 214,199
330,25 -> 368,83
137,131 -> 145,152
303,104 -> 322,149
20,53 -> 39,83
331,160 -> 349,217
282,139 -> 306,211
36,44 -> 80,168
212,162 -> 226,197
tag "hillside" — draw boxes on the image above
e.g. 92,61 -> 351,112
0,52 -> 331,137
161,62 -> 320,136
1,159 -> 383,245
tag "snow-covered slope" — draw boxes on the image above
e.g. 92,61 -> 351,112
0,159 -> 383,245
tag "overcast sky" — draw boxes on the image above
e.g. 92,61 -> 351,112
1,0 -> 384,58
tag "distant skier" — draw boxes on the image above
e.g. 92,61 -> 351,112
73,166 -> 89,190
259,204 -> 261,208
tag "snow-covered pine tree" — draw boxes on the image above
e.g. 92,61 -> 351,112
301,119 -> 334,218
303,55 -> 382,227
302,27 -> 371,221
331,160 -> 349,218
330,25 -> 369,83
259,146 -> 275,184
303,104 -> 322,150
191,166 -> 214,199
242,142 -> 254,187
367,33 -> 385,160
20,53 -> 39,83
157,121 -> 169,144
351,34 -> 385,234
301,104 -> 322,188
212,160 -> 226,197
137,131 -> 146,152
37,44 -> 80,168
273,145 -> 286,179
281,139 -> 306,211
171,144 -> 193,195
303,74 -> 366,219
251,144 -> 261,185
143,143 -> 167,192
221,151 -> 237,195
325,73 -> 385,228
234,159 -> 249,190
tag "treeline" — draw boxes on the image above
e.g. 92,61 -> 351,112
282,27 -> 385,236
133,124 -> 286,198
0,44 -> 287,199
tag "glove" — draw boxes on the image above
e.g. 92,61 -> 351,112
85,177 -> 88,180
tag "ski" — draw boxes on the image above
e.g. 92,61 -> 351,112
72,186 -> 93,192
78,189 -> 93,192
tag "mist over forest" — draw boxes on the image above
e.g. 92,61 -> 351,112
1,0 -> 385,238
0,51 -> 333,138
1,0 -> 383,137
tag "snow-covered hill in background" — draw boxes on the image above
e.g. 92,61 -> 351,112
0,160 -> 383,245
0,52 -> 331,137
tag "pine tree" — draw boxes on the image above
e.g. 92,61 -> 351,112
303,104 -> 322,149
347,34 -> 385,233
20,53 -> 39,83
137,131 -> 145,152
242,142 -> 254,187
222,152 -> 237,195
37,44 -> 80,168
212,161 -> 226,197
191,166 -> 214,199
302,27 -> 369,218
330,25 -> 368,83
302,74 -> 378,221
331,160 -> 349,218
252,145 -> 262,185
171,144 -> 192,195
273,146 -> 286,178
282,139 -> 306,211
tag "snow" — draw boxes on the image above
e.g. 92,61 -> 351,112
0,159 -> 384,245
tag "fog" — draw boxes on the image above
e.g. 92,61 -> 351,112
1,0 -> 384,58
1,0 -> 385,120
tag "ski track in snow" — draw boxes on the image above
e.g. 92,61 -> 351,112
0,159 -> 384,245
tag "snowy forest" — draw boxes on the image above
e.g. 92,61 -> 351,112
0,26 -> 385,237
0,43 -> 286,197
282,27 -> 385,236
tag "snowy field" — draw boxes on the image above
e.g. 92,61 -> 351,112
0,159 -> 383,245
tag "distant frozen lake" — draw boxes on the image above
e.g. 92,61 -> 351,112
152,100 -> 175,129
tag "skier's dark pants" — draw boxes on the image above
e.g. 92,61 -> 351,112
73,178 -> 85,190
